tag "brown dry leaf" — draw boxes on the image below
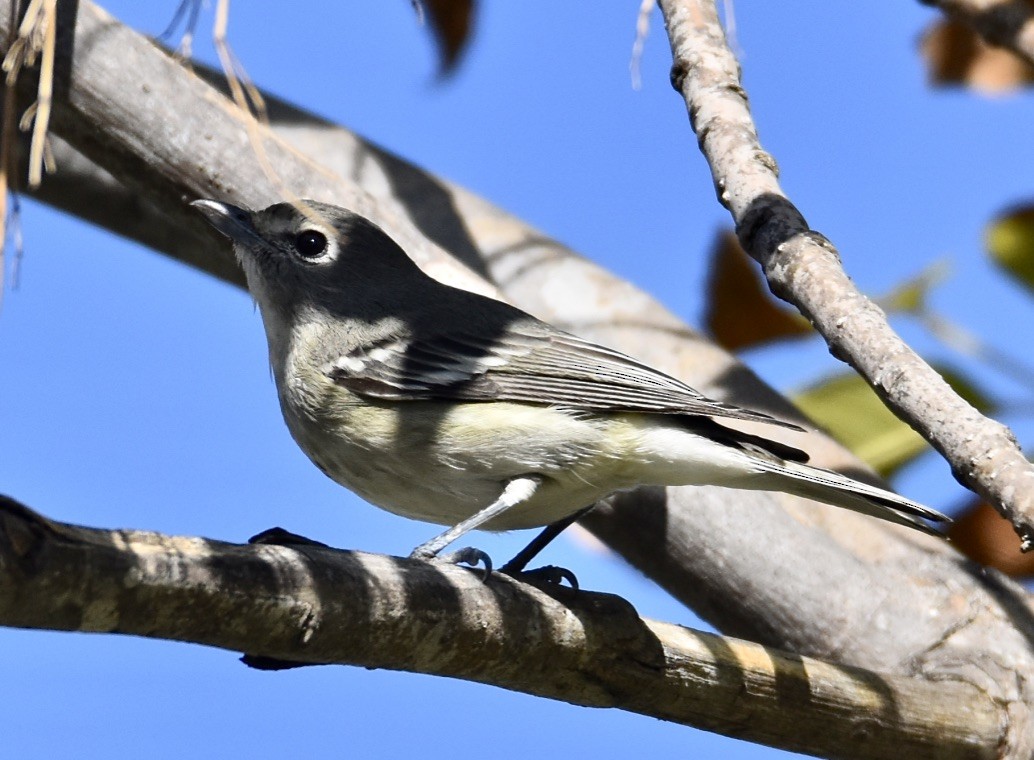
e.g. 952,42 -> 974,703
920,18 -> 1034,94
704,230 -> 811,351
950,499 -> 1034,576
424,0 -> 476,75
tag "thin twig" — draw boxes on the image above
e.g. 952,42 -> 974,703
411,0 -> 426,26
920,310 -> 1034,391
658,0 -> 1034,548
212,0 -> 302,211
0,0 -> 15,297
630,0 -> 656,90
159,0 -> 202,59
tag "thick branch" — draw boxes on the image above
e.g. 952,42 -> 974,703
658,0 -> 1034,548
0,496 -> 1002,760
923,0 -> 1034,67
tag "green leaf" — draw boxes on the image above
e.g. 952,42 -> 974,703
987,206 -> 1034,293
876,260 -> 950,315
793,365 -> 994,478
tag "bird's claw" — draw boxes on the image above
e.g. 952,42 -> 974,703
240,654 -> 320,671
502,563 -> 579,590
248,526 -> 330,548
411,546 -> 493,581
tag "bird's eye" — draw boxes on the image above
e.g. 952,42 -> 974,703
294,230 -> 328,258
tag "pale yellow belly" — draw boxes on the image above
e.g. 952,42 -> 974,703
282,389 -> 760,530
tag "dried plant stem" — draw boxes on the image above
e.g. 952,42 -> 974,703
1,0 -> 56,188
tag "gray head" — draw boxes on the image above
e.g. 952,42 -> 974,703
191,198 -> 424,319
192,198 -> 433,382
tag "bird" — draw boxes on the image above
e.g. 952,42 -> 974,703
192,198 -> 948,572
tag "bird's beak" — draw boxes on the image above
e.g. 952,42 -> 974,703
190,199 -> 259,244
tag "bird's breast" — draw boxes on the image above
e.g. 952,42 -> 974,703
275,371 -> 633,527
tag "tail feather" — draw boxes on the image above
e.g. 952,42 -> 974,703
756,459 -> 950,536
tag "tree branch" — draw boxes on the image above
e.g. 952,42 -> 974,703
4,4 -> 1034,754
658,0 -> 1034,549
0,495 -> 1003,760
922,0 -> 1034,67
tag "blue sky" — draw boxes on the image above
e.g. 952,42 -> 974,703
2,2 -> 1033,758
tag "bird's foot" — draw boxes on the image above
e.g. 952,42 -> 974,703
500,561 -> 579,590
410,545 -> 493,581
247,526 -> 331,548
240,654 -> 325,671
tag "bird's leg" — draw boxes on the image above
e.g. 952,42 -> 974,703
499,505 -> 595,589
409,476 -> 541,574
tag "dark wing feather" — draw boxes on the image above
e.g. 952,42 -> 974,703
328,320 -> 804,431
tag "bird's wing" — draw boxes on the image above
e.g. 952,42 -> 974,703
327,320 -> 804,432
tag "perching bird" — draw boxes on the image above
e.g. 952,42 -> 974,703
192,198 -> 947,569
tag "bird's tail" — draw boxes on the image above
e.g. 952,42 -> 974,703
754,459 -> 950,535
